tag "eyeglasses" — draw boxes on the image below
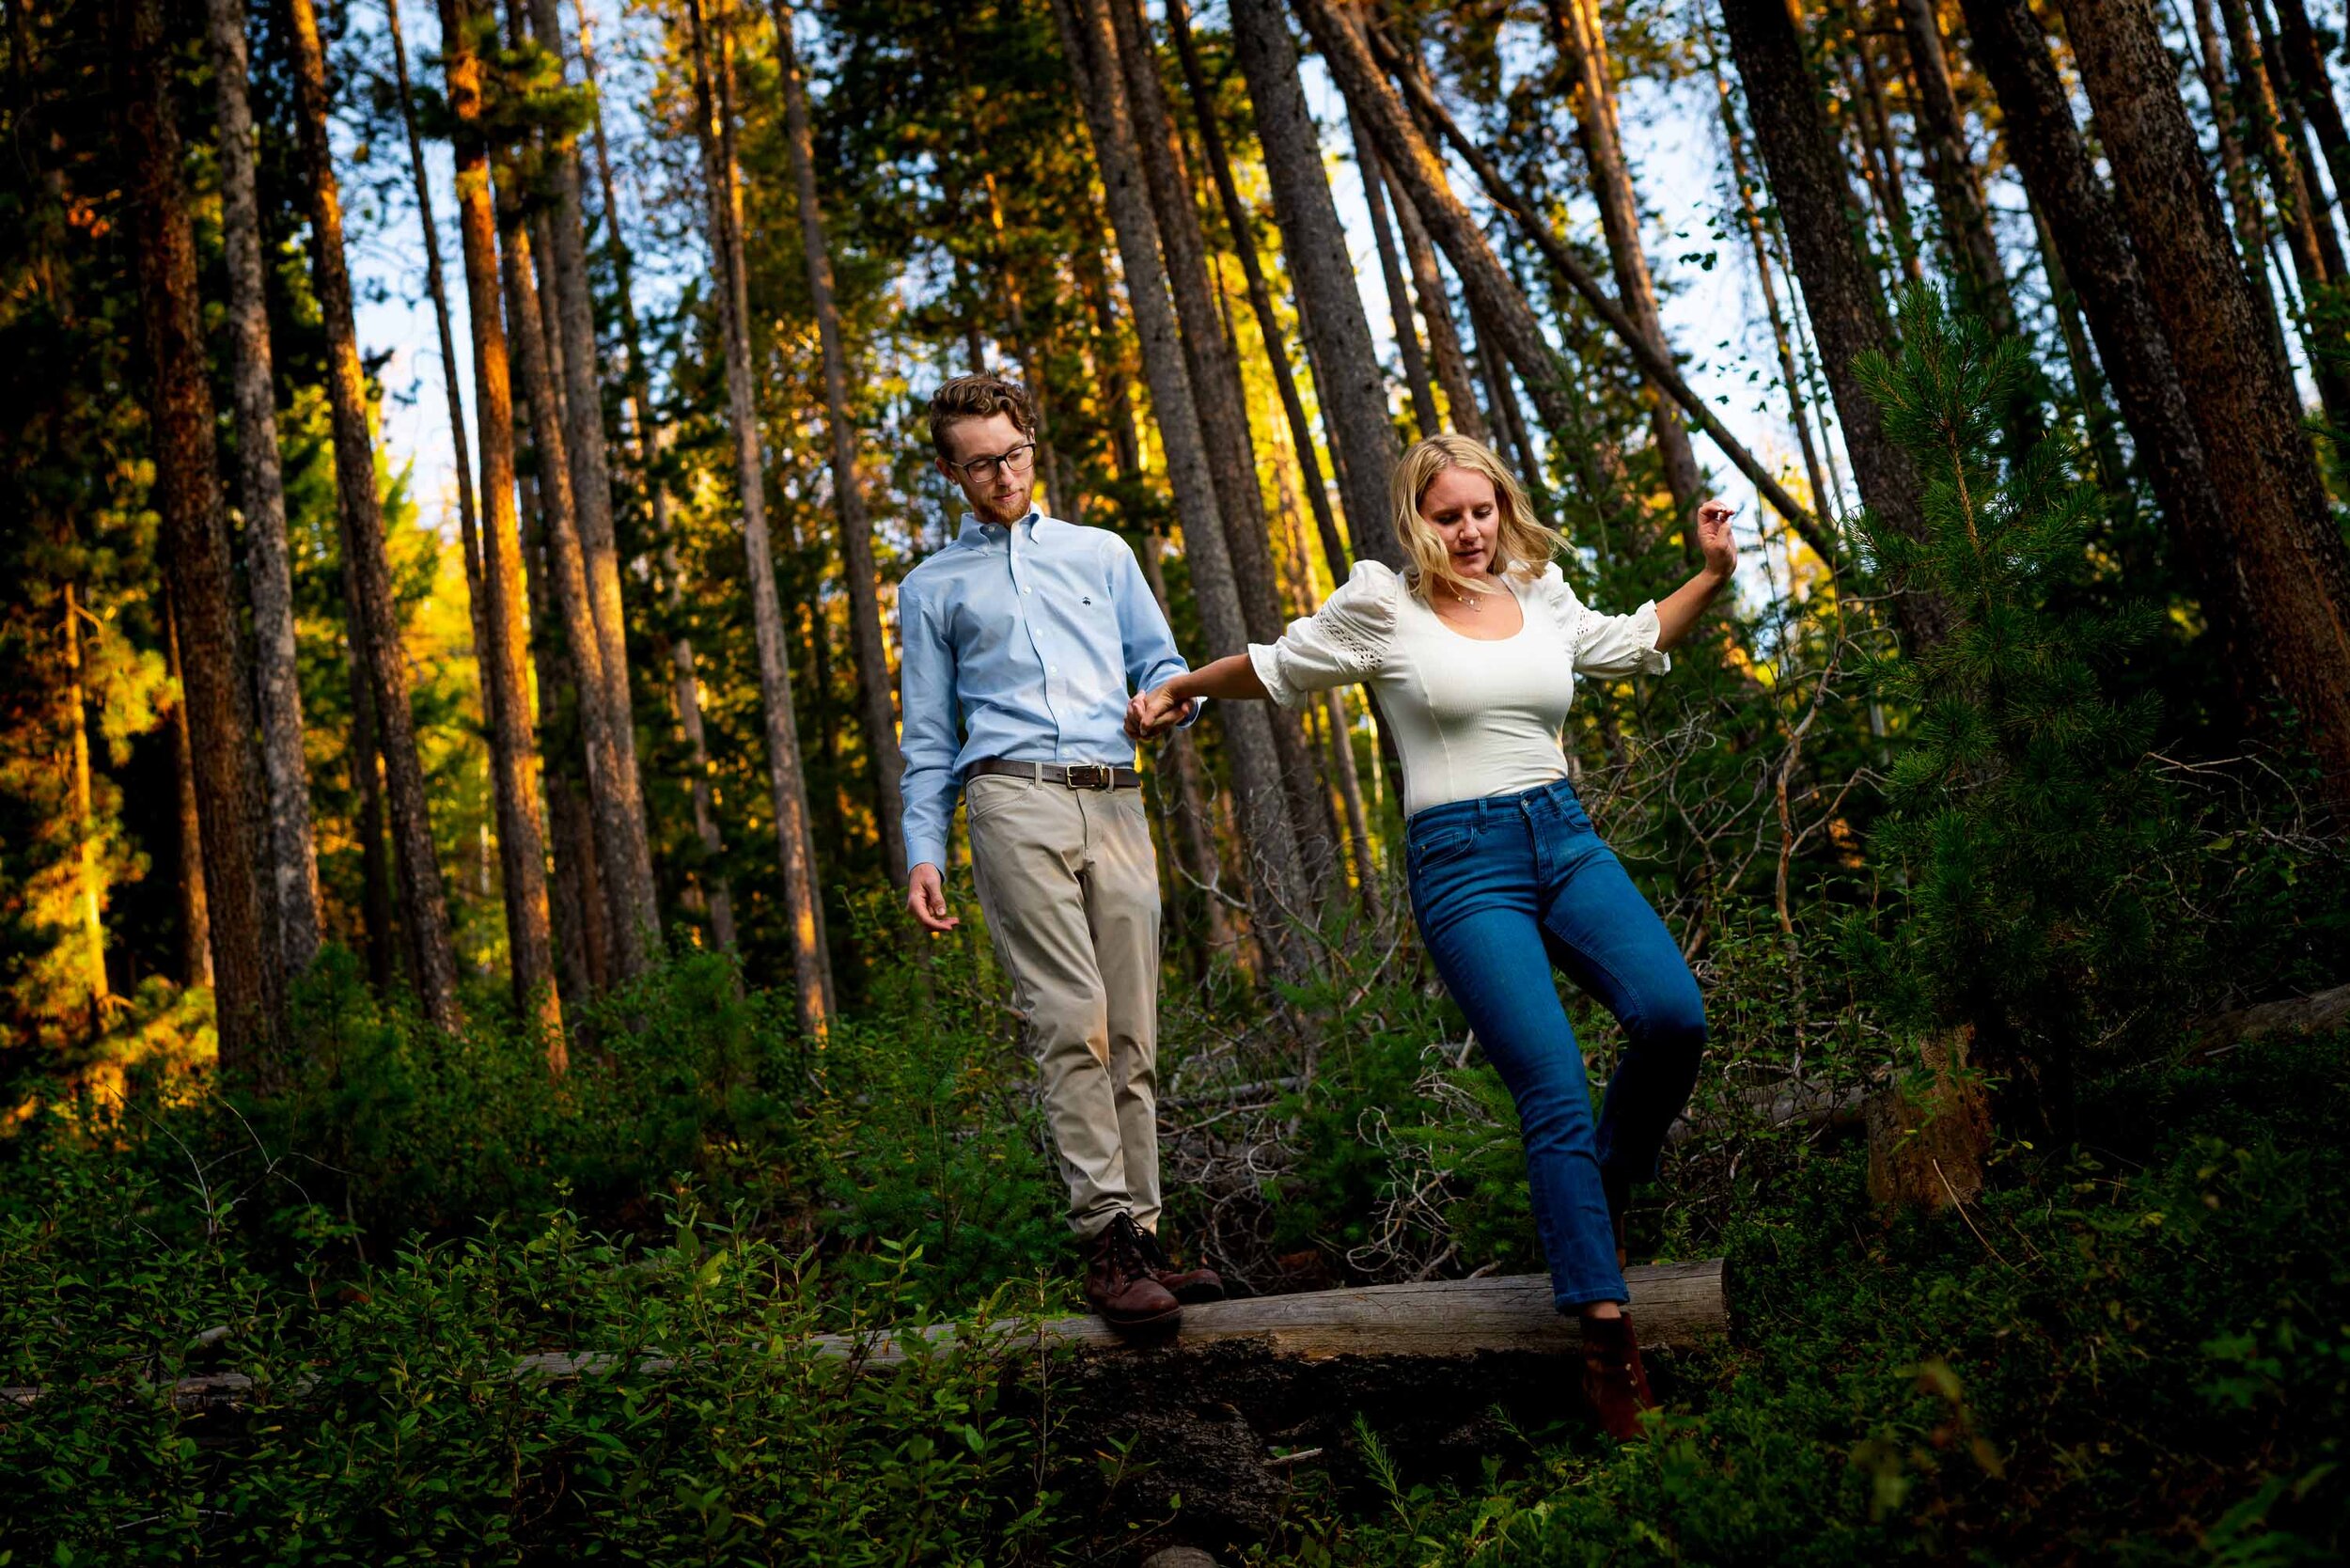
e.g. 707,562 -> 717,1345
948,441 -> 1037,483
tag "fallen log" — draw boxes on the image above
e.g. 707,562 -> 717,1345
807,1259 -> 1726,1367
5,1262 -> 1727,1415
2189,981 -> 2350,1053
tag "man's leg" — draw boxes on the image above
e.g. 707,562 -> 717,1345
965,776 -> 1130,1237
1078,786 -> 1162,1231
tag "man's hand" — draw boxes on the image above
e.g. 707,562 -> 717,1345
907,862 -> 959,933
1124,686 -> 1194,741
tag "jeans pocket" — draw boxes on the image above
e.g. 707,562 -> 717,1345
1406,822 -> 1477,875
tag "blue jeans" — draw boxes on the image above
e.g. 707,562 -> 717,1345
1404,778 -> 1707,1310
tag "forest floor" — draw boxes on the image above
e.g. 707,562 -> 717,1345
0,946 -> 2343,1564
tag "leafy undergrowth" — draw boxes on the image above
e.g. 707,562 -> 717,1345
1253,1032 -> 2350,1566
2,949 -> 2342,1562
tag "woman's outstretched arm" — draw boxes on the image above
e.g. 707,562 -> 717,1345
1652,499 -> 1739,651
1127,653 -> 1266,738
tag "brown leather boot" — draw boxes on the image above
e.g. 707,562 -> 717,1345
1136,1227 -> 1225,1304
1085,1214 -> 1182,1331
1580,1313 -> 1657,1440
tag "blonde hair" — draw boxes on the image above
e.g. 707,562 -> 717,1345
1388,434 -> 1566,601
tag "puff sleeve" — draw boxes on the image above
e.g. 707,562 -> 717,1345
1536,563 -> 1670,678
1246,559 -> 1401,709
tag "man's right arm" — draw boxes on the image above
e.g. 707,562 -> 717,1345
897,581 -> 961,933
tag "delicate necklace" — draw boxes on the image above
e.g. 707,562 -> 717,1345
1448,580 -> 1486,612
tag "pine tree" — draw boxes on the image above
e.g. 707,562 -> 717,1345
1849,288 -> 2170,1135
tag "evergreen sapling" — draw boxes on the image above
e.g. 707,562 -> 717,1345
1845,288 -> 2170,1134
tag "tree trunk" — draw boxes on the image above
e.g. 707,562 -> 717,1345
390,0 -> 558,1027
2029,197 -> 2134,527
773,2 -> 908,887
2217,0 -> 2350,429
1166,0 -> 1353,580
1049,0 -> 1311,950
64,584 -> 116,1022
686,0 -> 832,1033
206,0 -> 321,977
519,0 -> 662,965
1355,122 -> 1440,437
118,0 -> 281,1069
1715,0 -> 1940,645
1892,0 -> 2048,463
1844,14 -> 1924,284
163,595 -> 210,992
1959,0 -> 2255,693
1133,518 -> 1241,967
2189,0 -> 2295,372
1102,0 -> 1333,898
432,0 -> 563,1037
576,10 -> 737,949
1892,0 -> 2013,336
1544,0 -> 1699,515
520,451 -> 609,1003
1227,0 -> 1402,568
494,141 -> 661,989
1346,9 -> 1832,559
2268,0 -> 2350,223
285,0 -> 460,1029
347,628 -> 398,993
2251,0 -> 2345,259
2055,0 -> 2350,823
1387,176 -> 1488,443
1710,39 -> 1833,534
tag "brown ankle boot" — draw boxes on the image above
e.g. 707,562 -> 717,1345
1085,1214 -> 1182,1331
1580,1314 -> 1656,1440
1136,1227 -> 1225,1304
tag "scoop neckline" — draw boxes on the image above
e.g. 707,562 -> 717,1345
1418,573 -> 1532,644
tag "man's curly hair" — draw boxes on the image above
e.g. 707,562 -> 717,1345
928,374 -> 1037,457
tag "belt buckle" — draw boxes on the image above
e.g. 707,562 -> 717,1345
1064,763 -> 1113,791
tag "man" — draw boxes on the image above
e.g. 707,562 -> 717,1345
898,374 -> 1223,1330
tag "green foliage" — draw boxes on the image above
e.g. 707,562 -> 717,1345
1847,287 -> 2172,1109
1248,1033 -> 2350,1566
0,1146 -> 1063,1564
238,940 -> 1071,1310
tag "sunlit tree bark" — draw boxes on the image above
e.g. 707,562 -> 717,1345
686,0 -> 833,1031
118,0 -> 282,1068
1543,0 -> 1699,516
517,0 -> 662,963
576,8 -> 737,949
286,0 -> 459,1027
205,0 -> 321,976
1051,0 -> 1310,953
1227,0 -> 1402,567
772,1 -> 908,887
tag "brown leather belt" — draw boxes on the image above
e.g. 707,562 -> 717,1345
964,758 -> 1141,791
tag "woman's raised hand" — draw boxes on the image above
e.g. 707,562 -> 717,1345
1694,498 -> 1739,577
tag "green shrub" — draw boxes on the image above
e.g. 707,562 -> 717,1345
1248,1033 -> 2350,1565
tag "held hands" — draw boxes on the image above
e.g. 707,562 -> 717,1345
1123,686 -> 1195,742
1694,498 -> 1739,578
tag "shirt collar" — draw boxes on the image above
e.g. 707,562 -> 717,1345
954,509 -> 1056,546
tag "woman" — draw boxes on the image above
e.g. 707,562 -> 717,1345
1128,434 -> 1735,1438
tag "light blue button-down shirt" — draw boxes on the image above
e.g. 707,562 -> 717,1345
897,510 -> 1196,873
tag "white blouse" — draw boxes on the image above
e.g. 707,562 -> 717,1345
1246,559 -> 1668,820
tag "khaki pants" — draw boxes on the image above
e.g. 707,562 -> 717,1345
964,772 -> 1161,1240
